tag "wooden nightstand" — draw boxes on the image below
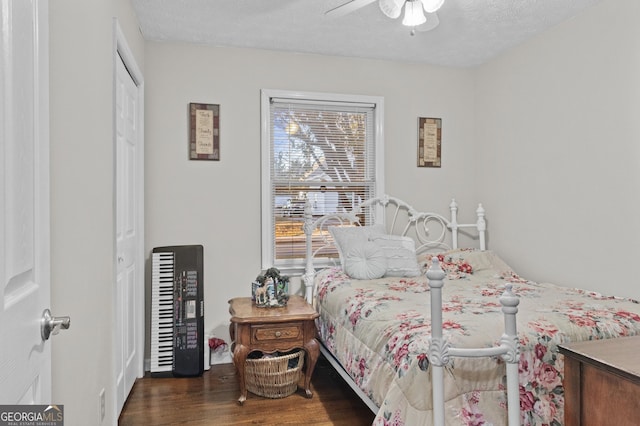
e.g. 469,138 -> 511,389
559,336 -> 640,426
228,295 -> 320,404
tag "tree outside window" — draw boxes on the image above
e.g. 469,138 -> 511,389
261,90 -> 384,272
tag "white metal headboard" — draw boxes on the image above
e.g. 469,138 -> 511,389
302,195 -> 486,303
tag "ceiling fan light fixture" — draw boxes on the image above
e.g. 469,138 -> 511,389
420,0 -> 445,13
402,0 -> 426,27
379,0 -> 404,19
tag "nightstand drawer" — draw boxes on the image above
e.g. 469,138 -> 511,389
251,323 -> 302,343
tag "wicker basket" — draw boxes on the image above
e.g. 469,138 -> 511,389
245,350 -> 305,398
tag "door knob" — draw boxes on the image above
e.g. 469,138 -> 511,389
41,309 -> 71,341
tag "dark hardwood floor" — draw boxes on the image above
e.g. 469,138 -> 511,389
119,357 -> 376,425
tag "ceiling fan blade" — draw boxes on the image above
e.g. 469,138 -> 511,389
325,0 -> 377,18
415,12 -> 440,32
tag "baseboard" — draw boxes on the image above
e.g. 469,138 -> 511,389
210,351 -> 232,365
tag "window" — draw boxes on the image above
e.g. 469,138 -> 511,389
261,90 -> 384,272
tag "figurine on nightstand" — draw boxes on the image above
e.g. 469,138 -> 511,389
252,267 -> 289,308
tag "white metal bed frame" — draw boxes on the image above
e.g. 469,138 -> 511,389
301,195 -> 520,426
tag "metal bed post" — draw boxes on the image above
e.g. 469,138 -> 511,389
449,199 -> 458,249
476,203 -> 486,250
426,258 -> 447,426
302,198 -> 315,304
499,285 -> 521,425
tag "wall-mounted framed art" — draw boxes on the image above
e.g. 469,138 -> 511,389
189,103 -> 220,160
417,117 -> 441,168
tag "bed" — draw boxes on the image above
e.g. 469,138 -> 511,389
301,195 -> 640,425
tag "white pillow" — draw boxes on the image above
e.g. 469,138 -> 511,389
328,224 -> 386,266
343,241 -> 387,280
370,234 -> 421,277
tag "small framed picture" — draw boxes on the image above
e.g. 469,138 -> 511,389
417,117 -> 441,168
189,103 -> 220,160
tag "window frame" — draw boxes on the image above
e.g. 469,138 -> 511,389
260,89 -> 385,274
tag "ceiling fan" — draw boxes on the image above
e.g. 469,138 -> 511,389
325,0 -> 444,34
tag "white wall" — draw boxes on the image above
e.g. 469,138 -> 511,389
144,43 -> 478,355
49,0 -> 144,424
475,0 -> 640,300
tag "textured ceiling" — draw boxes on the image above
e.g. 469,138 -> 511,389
131,0 -> 602,68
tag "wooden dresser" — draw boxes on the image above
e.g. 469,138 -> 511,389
559,336 -> 640,426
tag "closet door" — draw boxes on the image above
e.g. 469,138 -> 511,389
114,52 -> 142,415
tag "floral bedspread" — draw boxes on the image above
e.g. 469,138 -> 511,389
314,249 -> 640,425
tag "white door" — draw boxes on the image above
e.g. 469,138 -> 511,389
0,0 -> 53,403
114,53 -> 142,414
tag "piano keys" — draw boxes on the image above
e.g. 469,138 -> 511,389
150,245 -> 204,377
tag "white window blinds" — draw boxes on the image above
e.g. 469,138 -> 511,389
261,91 -> 383,271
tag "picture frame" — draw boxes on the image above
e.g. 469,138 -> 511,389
189,103 -> 220,160
417,117 -> 441,168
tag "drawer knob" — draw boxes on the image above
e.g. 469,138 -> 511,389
275,331 -> 282,338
